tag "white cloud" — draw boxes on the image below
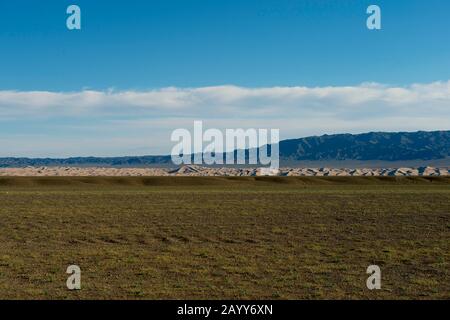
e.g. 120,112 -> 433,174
0,81 -> 449,117
0,81 -> 449,157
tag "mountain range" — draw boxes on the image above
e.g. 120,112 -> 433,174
0,130 -> 448,168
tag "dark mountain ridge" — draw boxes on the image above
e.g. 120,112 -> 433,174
279,130 -> 450,161
0,130 -> 448,168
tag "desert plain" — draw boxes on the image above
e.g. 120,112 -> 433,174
0,174 -> 448,299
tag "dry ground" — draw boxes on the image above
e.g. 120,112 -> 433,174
0,176 -> 449,299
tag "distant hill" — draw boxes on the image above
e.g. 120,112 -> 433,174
0,155 -> 173,168
0,130 -> 449,168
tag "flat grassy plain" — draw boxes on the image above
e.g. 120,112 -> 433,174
0,176 -> 449,299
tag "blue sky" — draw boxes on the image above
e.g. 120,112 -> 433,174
1,0 -> 449,89
0,0 -> 449,157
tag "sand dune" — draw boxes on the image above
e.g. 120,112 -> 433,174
0,165 -> 448,177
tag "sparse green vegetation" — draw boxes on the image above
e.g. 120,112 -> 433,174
0,176 -> 449,299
